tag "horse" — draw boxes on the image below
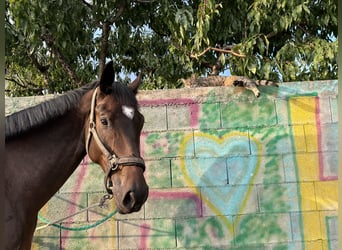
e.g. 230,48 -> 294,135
5,61 -> 149,249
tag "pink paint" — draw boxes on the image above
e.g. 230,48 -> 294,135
315,97 -> 337,181
140,98 -> 200,127
136,190 -> 202,248
140,132 -> 149,158
139,223 -> 151,249
61,156 -> 89,248
149,190 -> 202,217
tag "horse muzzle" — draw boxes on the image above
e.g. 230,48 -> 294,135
110,165 -> 149,214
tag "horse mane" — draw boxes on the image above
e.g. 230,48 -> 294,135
5,81 -> 139,140
5,81 -> 98,139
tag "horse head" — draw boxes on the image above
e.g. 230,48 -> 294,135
85,61 -> 148,214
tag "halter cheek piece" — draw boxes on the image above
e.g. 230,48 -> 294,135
85,87 -> 146,194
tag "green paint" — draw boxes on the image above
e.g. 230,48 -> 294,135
234,214 -> 288,245
199,102 -> 221,130
145,131 -> 189,158
176,217 -> 226,248
149,219 -> 176,249
325,216 -> 337,250
220,95 -> 277,128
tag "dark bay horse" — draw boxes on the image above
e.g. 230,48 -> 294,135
5,61 -> 149,249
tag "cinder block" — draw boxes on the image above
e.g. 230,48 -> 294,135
118,219 -> 176,249
228,155 -> 284,185
284,153 -> 319,182
275,99 -> 290,125
171,157 -> 228,188
321,123 -> 338,152
198,102 -> 221,130
282,154 -> 297,182
282,96 -> 332,125
327,240 -> 338,250
176,216 -> 233,248
141,130 -> 194,159
145,188 -> 202,219
145,159 -> 171,189
258,183 -> 300,212
59,161 -> 105,193
60,219 -> 118,249
319,211 -> 337,240
167,104 -> 194,130
291,211 -> 321,241
201,185 -> 258,216
287,96 -> 319,124
314,181 -> 338,210
221,96 -> 277,129
39,193 -> 88,223
330,96 -> 338,122
297,182 -> 317,211
318,98 -> 333,123
193,129 -> 251,157
321,151 -> 338,179
250,125 -> 304,155
305,123 -> 338,152
140,105 -> 167,131
234,213 -> 292,245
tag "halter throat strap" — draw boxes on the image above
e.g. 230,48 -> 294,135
85,87 -> 145,194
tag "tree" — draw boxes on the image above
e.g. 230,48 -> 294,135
5,0 -> 338,96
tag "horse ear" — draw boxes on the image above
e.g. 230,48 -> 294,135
99,61 -> 114,94
128,72 -> 142,95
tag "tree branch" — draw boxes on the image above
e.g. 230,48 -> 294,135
98,21 -> 111,78
98,2 -> 126,77
190,46 -> 246,59
41,33 -> 82,86
5,75 -> 43,91
109,3 -> 125,23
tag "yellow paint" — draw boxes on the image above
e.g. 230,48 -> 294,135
179,131 -> 262,233
305,240 -> 323,249
288,97 -> 317,124
305,124 -> 322,152
289,97 -> 337,249
299,182 -> 317,211
291,125 -> 307,152
314,181 -> 338,210
302,212 -> 322,241
295,153 -> 320,181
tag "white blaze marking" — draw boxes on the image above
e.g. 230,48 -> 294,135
122,105 -> 135,120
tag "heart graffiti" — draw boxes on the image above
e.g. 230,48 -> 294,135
179,131 -> 262,232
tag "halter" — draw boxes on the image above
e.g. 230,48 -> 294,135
86,87 -> 146,194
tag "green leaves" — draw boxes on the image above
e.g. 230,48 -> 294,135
5,0 -> 338,96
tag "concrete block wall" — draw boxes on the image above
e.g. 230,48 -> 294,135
5,80 -> 338,249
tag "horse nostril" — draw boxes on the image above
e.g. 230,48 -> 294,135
123,191 -> 136,209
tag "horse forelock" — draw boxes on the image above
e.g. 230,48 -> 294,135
110,81 -> 138,107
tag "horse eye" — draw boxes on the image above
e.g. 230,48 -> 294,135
100,118 -> 108,126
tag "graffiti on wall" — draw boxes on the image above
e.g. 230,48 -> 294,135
32,85 -> 338,249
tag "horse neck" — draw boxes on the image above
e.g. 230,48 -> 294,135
6,105 -> 89,210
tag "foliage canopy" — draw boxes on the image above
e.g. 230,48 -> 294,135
5,0 -> 338,96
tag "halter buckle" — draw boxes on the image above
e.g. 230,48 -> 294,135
108,155 -> 119,172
